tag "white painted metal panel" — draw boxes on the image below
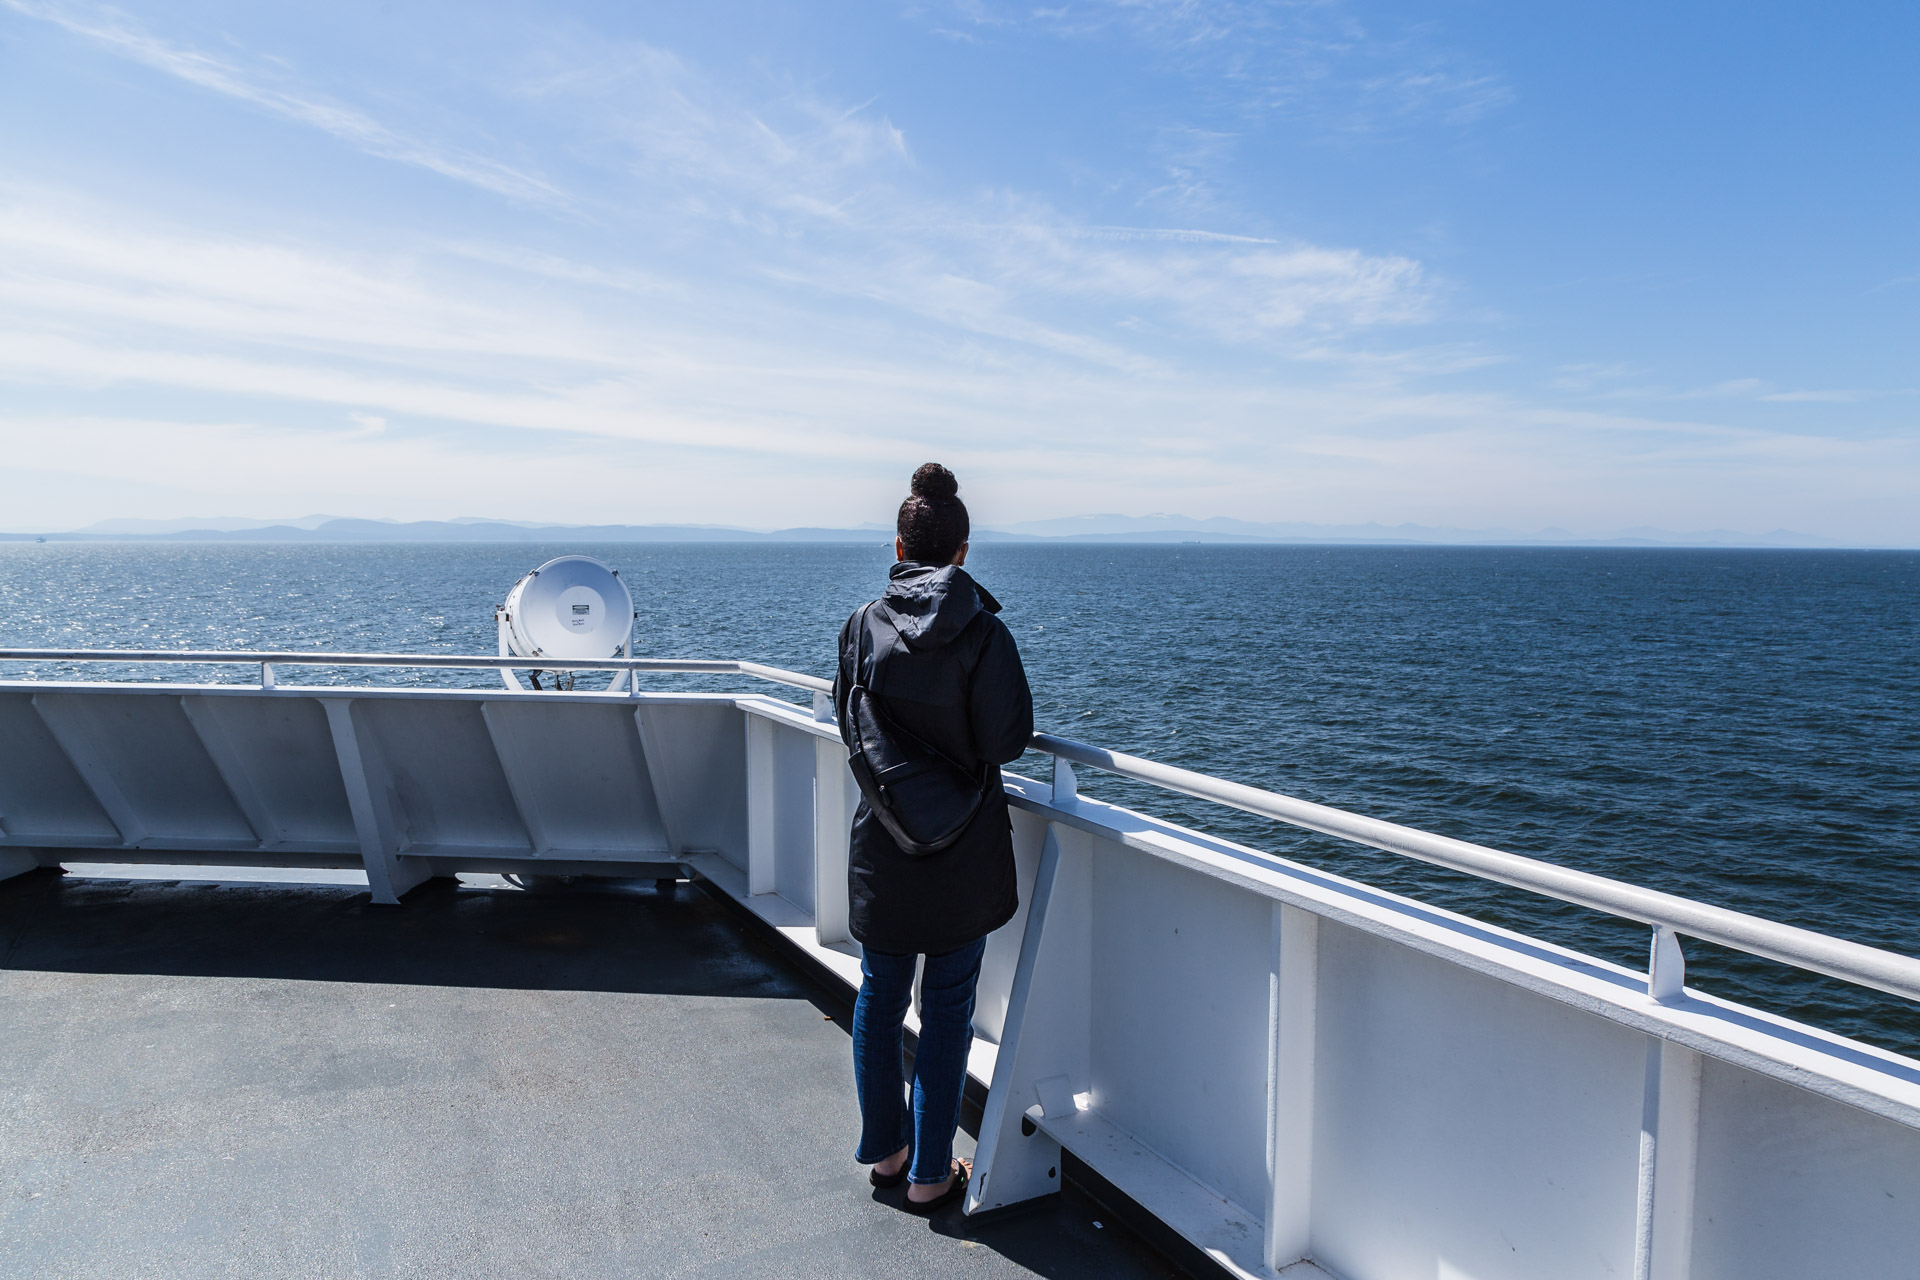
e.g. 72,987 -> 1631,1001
771,724 -> 816,913
1311,921 -> 1648,1280
635,702 -> 747,865
973,804 -> 1049,1046
1089,839 -> 1274,1220
179,694 -> 357,849
31,693 -> 258,847
1688,1056 -> 1920,1280
0,693 -> 120,841
479,700 -> 669,856
1034,1106 -> 1268,1277
348,698 -> 531,853
811,735 -> 858,947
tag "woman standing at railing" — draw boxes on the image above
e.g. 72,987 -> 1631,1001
834,462 -> 1034,1215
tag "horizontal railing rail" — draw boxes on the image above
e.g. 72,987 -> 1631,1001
1033,732 -> 1920,1006
0,647 -> 835,694
5,647 -> 1915,1008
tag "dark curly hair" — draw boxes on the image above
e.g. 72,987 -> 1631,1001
897,462 -> 970,564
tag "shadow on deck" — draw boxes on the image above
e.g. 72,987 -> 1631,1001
0,868 -> 1179,1280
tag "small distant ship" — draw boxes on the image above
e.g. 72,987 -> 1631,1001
1,556 -> 1916,1279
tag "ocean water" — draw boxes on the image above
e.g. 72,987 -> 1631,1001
2,541 -> 1916,1054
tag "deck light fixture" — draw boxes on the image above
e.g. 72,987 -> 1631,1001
495,554 -> 635,691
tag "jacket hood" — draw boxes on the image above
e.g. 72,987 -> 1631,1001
878,562 -> 1001,651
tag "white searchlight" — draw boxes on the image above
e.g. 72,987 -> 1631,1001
495,555 -> 635,692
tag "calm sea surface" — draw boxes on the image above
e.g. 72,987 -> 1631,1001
2,541 -> 1916,1053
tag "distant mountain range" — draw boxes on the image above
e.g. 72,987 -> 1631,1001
0,513 -> 1850,548
4,516 -> 895,544
994,514 -> 1840,548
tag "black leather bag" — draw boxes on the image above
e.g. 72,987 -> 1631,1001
842,604 -> 988,856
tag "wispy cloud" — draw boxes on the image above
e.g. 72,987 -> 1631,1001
1358,66 -> 1513,128
911,0 -> 1514,134
2,5 -> 1911,543
3,0 -> 566,205
504,39 -> 1431,360
1543,367 -> 1881,409
1548,362 -> 1643,394
1675,378 -> 1770,400
1758,389 -> 1868,404
0,194 -> 607,365
516,38 -> 908,210
1084,225 -> 1278,246
15,7 -> 1432,370
6,186 -> 1895,507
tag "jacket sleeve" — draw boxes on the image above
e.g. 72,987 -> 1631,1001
832,611 -> 856,742
968,616 -> 1034,766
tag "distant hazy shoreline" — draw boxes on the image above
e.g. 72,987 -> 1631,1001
0,516 -> 1877,550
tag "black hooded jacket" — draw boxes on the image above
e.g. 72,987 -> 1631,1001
834,562 -> 1034,956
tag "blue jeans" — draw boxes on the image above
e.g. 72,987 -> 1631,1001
852,936 -> 987,1185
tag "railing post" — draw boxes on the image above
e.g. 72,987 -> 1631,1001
1052,755 -> 1077,804
495,611 -> 526,691
259,662 -> 275,689
321,698 -> 432,905
1649,925 -> 1686,1004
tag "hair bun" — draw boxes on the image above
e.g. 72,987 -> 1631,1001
910,462 -> 959,502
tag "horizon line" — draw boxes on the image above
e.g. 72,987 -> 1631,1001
1,515 -> 1908,551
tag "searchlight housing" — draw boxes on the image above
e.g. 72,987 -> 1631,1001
495,555 -> 635,691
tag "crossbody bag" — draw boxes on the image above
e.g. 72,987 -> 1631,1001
841,603 -> 989,856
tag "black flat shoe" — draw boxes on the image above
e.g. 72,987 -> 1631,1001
902,1159 -> 969,1215
869,1146 -> 911,1188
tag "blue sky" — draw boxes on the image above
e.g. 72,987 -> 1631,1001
1,0 -> 1915,541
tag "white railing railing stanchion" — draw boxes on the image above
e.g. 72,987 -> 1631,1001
1650,925 -> 1687,1004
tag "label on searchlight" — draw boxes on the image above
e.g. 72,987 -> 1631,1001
557,585 -> 600,632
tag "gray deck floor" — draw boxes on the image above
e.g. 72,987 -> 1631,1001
0,869 -> 1176,1280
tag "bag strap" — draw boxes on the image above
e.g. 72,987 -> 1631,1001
850,603 -> 986,785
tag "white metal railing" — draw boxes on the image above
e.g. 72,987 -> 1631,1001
1031,733 -> 1920,1007
4,647 -> 1916,1008
0,647 -> 835,694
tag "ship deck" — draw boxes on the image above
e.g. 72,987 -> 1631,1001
0,868 -> 1175,1280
